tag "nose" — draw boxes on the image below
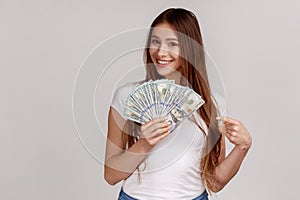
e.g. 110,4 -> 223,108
157,44 -> 168,57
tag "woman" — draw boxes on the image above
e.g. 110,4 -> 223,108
105,8 -> 252,200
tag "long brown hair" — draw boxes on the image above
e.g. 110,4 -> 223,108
122,8 -> 222,192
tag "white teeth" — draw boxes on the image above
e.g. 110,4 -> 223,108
157,60 -> 172,64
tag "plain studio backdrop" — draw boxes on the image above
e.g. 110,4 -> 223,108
1,0 -> 299,199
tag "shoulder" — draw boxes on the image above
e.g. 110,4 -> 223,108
110,80 -> 145,117
113,80 -> 144,99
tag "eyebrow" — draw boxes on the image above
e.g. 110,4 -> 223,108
151,35 -> 178,41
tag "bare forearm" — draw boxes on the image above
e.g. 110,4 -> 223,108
104,139 -> 151,185
214,145 -> 250,190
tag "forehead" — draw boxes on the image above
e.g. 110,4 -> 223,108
151,23 -> 178,39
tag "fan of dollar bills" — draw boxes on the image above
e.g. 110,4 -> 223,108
123,79 -> 205,132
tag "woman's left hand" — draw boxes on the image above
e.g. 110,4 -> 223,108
217,116 -> 252,150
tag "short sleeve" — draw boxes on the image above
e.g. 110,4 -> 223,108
110,82 -> 136,119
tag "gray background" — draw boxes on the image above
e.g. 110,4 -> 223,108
1,0 -> 299,199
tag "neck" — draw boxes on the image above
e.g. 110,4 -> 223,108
163,70 -> 182,85
164,75 -> 181,85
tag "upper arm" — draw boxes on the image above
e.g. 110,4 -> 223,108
105,106 -> 127,162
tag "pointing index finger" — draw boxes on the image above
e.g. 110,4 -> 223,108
216,116 -> 225,121
216,116 -> 240,125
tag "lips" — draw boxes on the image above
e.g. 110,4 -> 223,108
156,59 -> 173,67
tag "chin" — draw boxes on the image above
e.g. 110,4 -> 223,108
156,68 -> 173,77
156,66 -> 181,79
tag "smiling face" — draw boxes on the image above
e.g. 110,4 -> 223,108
149,23 -> 182,82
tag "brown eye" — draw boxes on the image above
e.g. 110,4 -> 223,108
151,39 -> 160,44
169,42 -> 178,47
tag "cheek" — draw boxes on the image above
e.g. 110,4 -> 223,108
149,49 -> 158,62
169,47 -> 180,56
170,51 -> 180,59
149,47 -> 157,55
172,56 -> 181,67
149,49 -> 154,57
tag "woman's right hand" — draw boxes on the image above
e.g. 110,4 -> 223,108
139,116 -> 171,150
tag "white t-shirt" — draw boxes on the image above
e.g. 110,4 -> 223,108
110,81 -> 226,200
